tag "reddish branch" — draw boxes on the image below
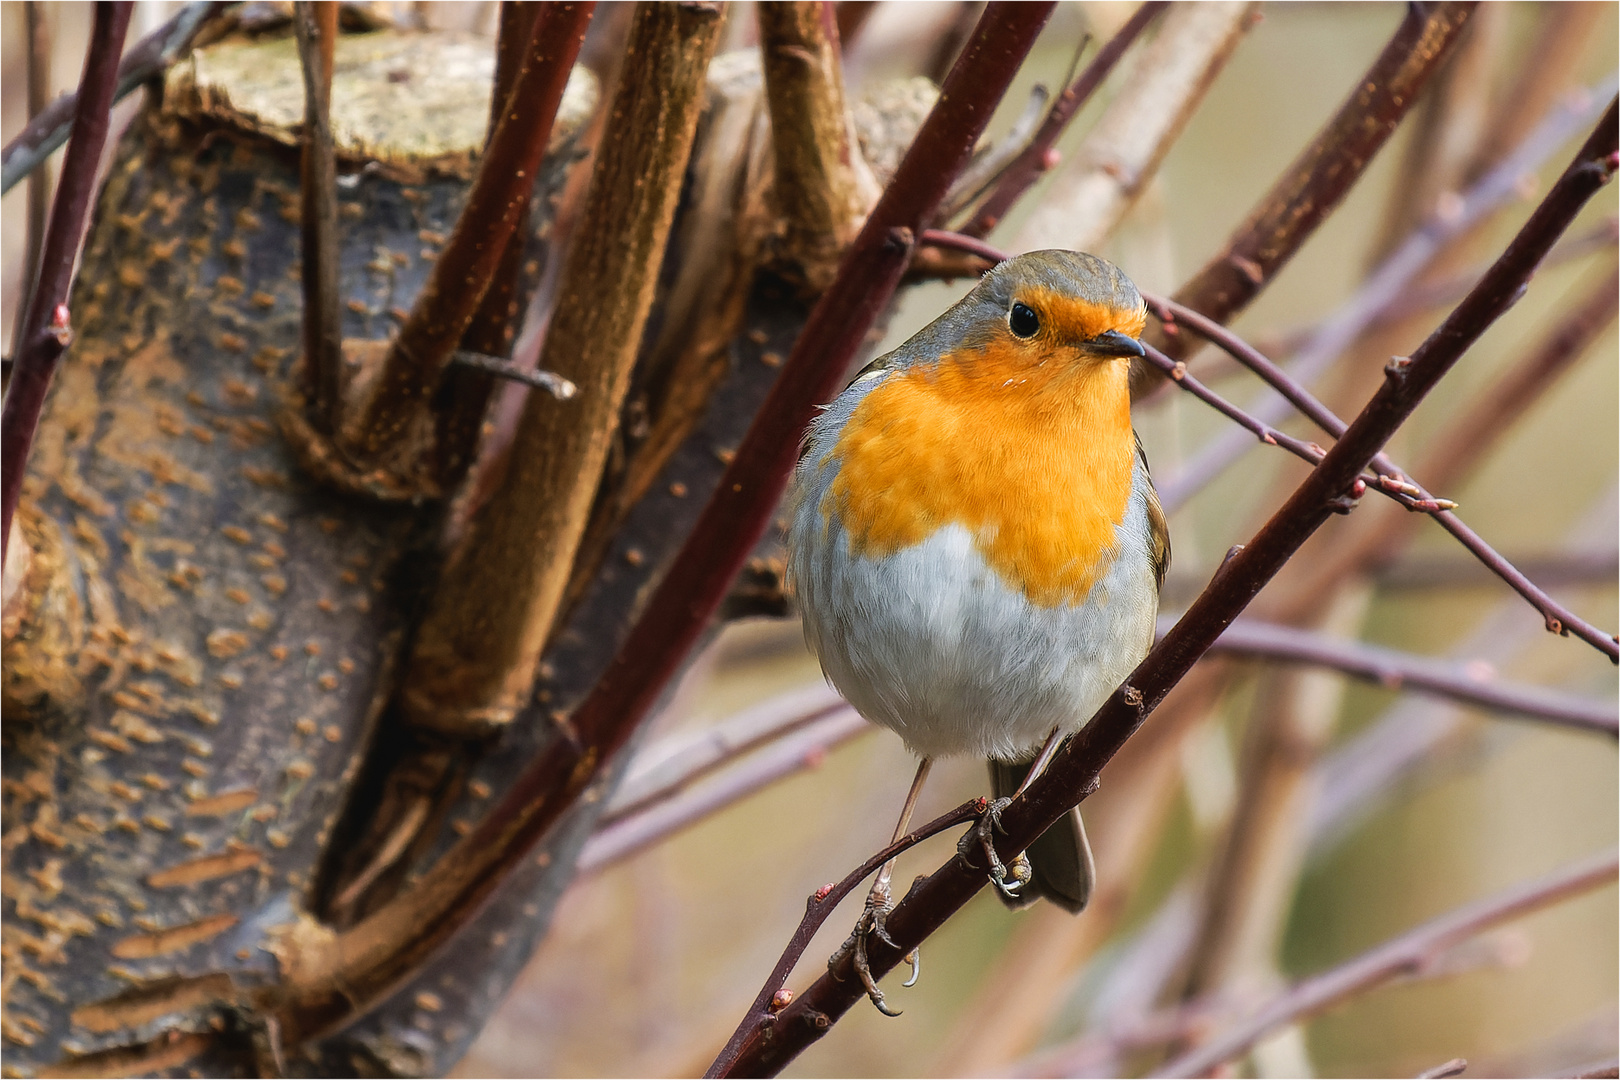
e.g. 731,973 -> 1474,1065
709,100 -> 1617,1079
960,0 -> 1169,238
346,2 -> 594,468
1136,1 -> 1476,394
1,1 -> 134,562
294,2 -> 342,431
433,2 -> 546,484
1153,848 -> 1619,1078
0,1 -> 221,194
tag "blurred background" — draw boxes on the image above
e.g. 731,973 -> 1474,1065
3,3 -> 1615,1077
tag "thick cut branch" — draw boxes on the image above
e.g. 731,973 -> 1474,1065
1,1 -> 134,563
711,100 -> 1617,1078
1153,849 -> 1620,1078
758,1 -> 876,287
399,1 -> 720,734
1134,1 -> 1477,396
343,2 -> 595,476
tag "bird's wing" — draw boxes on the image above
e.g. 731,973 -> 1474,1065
1135,431 -> 1170,594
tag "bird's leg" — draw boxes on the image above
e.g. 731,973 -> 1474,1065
962,726 -> 1065,896
831,756 -> 932,1016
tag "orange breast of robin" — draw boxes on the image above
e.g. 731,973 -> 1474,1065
821,340 -> 1136,608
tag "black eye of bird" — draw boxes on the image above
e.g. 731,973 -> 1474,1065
1009,302 -> 1039,338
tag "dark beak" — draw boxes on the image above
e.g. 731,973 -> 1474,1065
1084,329 -> 1146,358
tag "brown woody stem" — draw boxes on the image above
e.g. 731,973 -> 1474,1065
758,1 -> 873,287
294,1 -> 343,431
399,1 -> 721,735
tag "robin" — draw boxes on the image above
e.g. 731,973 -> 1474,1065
786,249 -> 1169,1014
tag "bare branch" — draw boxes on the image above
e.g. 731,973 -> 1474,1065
1156,80 -> 1616,507
1,1 -> 134,563
581,709 -> 868,871
1153,849 -> 1619,1078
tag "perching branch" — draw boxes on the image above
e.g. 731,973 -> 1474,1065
1153,849 -> 1620,1078
1135,1 -> 1477,396
1,1 -> 134,563
0,1 -> 221,194
959,0 -> 1168,238
709,100 -> 1617,1078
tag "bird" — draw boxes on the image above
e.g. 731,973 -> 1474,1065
785,249 -> 1169,1014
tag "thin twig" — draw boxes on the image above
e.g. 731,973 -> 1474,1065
449,351 -> 577,399
1,1 -> 134,563
1176,615 -> 1617,735
600,685 -> 850,825
1238,219 -> 1617,364
713,102 -> 1618,1078
1152,849 -> 1619,1078
294,2 -> 343,432
0,1 -> 221,194
959,0 -> 1167,237
434,1 -> 546,485
1142,292 -> 1620,661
